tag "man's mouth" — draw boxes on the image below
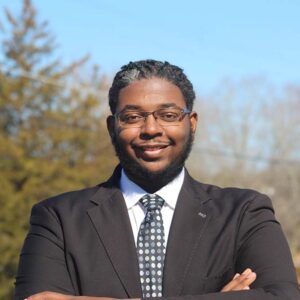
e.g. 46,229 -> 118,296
133,143 -> 170,159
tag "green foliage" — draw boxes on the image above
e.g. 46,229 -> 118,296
0,1 -> 116,298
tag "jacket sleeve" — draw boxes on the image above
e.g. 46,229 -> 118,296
14,203 -> 75,300
159,194 -> 300,300
234,193 -> 299,298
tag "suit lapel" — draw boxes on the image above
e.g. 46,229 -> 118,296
86,167 -> 211,298
87,168 -> 142,298
163,171 -> 211,296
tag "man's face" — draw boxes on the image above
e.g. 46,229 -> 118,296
107,77 -> 197,186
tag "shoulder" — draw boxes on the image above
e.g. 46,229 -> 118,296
186,175 -> 279,245
33,180 -> 111,214
185,172 -> 274,213
205,182 -> 270,203
31,166 -> 122,221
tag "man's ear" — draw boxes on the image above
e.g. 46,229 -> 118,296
189,111 -> 198,135
106,115 -> 115,140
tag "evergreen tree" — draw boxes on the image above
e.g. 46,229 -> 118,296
0,1 -> 115,298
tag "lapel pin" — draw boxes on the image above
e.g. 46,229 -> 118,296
198,212 -> 207,218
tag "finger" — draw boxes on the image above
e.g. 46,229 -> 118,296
221,269 -> 256,292
230,271 -> 257,291
221,273 -> 240,291
221,272 -> 244,292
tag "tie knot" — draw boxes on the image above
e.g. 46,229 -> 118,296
140,194 -> 164,211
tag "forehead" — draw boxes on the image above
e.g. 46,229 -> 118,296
117,77 -> 186,111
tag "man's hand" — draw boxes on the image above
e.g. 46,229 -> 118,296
221,268 -> 257,292
25,291 -> 119,300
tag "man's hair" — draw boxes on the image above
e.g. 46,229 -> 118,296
108,59 -> 195,114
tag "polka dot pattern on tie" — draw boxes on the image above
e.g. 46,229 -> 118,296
137,194 -> 165,298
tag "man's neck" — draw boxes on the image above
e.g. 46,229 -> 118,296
123,167 -> 184,193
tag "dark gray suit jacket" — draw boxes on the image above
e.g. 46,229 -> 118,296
15,166 -> 300,299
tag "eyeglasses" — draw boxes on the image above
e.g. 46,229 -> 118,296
114,107 -> 191,128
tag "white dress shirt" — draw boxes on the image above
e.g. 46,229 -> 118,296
120,168 -> 185,247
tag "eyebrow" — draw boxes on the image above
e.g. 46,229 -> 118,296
121,105 -> 141,111
120,103 -> 179,112
159,103 -> 178,108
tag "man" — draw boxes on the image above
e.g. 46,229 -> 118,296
15,60 -> 299,300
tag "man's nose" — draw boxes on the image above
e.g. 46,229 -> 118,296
139,114 -> 163,138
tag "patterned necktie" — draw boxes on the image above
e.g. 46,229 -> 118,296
137,194 -> 165,298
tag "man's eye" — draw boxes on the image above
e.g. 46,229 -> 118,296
159,111 -> 180,121
121,113 -> 143,123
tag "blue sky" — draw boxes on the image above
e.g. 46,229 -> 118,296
1,0 -> 300,93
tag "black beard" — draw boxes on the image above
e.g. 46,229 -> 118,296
111,129 -> 194,192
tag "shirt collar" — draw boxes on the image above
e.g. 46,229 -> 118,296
120,168 -> 185,210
